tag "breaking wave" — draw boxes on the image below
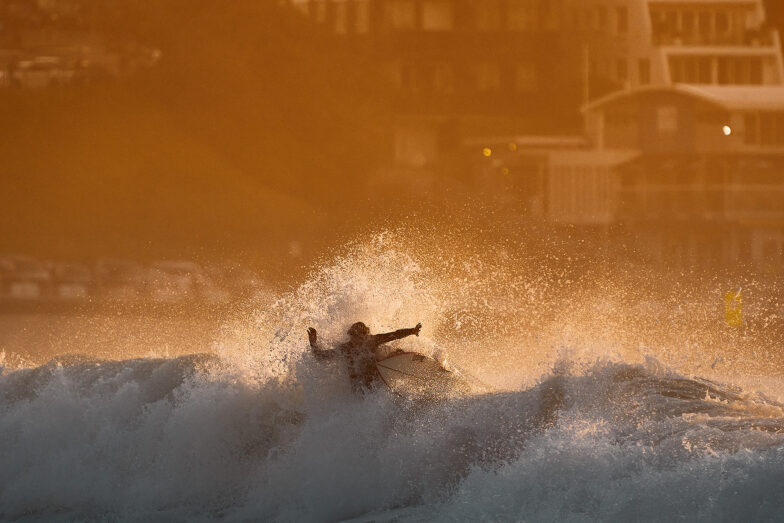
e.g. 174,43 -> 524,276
1,232 -> 783,521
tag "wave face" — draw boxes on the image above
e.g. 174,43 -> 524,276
1,235 -> 783,521
1,356 -> 783,522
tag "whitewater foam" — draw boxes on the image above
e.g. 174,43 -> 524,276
1,355 -> 783,522
1,234 -> 783,521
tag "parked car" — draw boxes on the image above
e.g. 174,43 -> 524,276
0,257 -> 15,299
1,256 -> 52,300
197,265 -> 233,305
95,259 -> 147,302
52,262 -> 92,301
210,265 -> 266,301
147,261 -> 203,303
12,56 -> 74,88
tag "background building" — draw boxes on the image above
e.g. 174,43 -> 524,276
566,0 -> 784,94
585,84 -> 784,271
287,0 -> 577,172
467,0 -> 784,272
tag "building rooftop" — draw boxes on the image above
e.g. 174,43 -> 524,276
584,84 -> 784,112
463,135 -> 587,149
684,85 -> 784,110
648,0 -> 758,4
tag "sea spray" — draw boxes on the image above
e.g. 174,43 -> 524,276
2,233 -> 783,521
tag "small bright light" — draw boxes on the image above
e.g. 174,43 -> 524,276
501,167 -> 510,175
482,147 -> 493,157
723,125 -> 732,136
508,143 -> 518,152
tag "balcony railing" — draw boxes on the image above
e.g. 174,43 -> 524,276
618,185 -> 784,222
652,28 -> 777,48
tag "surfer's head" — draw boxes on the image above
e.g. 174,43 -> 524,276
347,322 -> 370,339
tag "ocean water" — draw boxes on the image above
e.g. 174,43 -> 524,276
1,235 -> 783,522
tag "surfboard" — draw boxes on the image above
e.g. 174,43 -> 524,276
376,352 -> 474,399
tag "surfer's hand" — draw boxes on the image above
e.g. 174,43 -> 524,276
307,327 -> 317,345
413,323 -> 422,336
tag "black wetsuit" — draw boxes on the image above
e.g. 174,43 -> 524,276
312,328 -> 419,394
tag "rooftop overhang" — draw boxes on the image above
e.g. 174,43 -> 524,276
662,46 -> 780,57
647,0 -> 759,5
462,135 -> 587,149
582,85 -> 784,113
547,149 -> 640,167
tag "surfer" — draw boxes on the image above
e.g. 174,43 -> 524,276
307,322 -> 422,394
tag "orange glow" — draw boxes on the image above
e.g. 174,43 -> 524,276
1,0 -> 783,370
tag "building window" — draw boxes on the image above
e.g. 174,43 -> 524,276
718,57 -> 731,84
508,0 -> 535,31
776,114 -> 784,145
384,62 -> 402,89
616,7 -> 628,34
312,0 -> 328,24
715,11 -> 730,37
355,1 -> 370,33
597,6 -> 607,31
751,59 -> 764,85
514,62 -> 538,91
682,11 -> 696,37
334,2 -> 349,34
616,59 -> 628,83
401,63 -> 418,91
384,0 -> 416,30
575,6 -> 587,31
657,106 -> 679,134
540,0 -> 557,30
292,1 -> 309,15
434,63 -> 454,93
422,0 -> 454,31
698,11 -> 711,39
697,57 -> 711,83
607,106 -> 633,125
745,113 -> 759,145
475,1 -> 502,30
670,57 -> 681,82
639,58 -> 651,85
589,58 -> 609,78
723,57 -> 764,85
736,58 -> 751,84
472,62 -> 501,92
761,113 -> 776,146
670,56 -> 714,84
664,10 -> 677,36
670,56 -> 696,83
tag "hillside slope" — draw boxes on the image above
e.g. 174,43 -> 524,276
0,1 -> 391,269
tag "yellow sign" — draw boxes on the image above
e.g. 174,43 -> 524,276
724,290 -> 742,328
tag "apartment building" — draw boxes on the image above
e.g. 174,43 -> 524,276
567,0 -> 784,93
287,0 -> 783,270
470,0 -> 784,271
287,0 -> 572,168
583,83 -> 784,269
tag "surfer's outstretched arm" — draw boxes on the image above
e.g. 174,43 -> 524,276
372,323 -> 422,346
307,327 -> 334,360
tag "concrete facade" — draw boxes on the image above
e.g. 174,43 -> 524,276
565,0 -> 784,94
287,0 -> 573,168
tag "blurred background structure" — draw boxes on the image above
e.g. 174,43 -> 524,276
1,0 -> 784,290
290,0 -> 784,274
